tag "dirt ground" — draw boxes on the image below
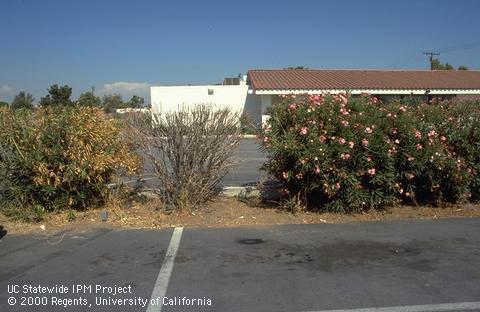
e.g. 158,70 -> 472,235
2,196 -> 480,236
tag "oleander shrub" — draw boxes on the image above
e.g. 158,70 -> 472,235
0,106 -> 140,220
128,104 -> 241,212
260,94 -> 480,212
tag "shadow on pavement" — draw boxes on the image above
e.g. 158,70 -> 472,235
0,225 -> 7,239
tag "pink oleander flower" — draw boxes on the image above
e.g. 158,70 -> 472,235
367,157 -> 372,162
341,153 -> 351,160
394,139 -> 400,144
416,144 -> 423,150
315,166 -> 321,174
428,130 -> 437,137
399,106 -> 406,112
362,138 -> 369,147
319,135 -> 327,143
367,168 -> 376,176
310,95 -> 323,106
348,141 -> 354,148
282,171 -> 289,179
339,107 -> 349,115
337,94 -> 348,104
413,129 -> 422,139
341,120 -> 349,126
365,127 -> 373,134
440,136 -> 447,142
300,127 -> 308,135
338,137 -> 346,145
288,103 -> 297,110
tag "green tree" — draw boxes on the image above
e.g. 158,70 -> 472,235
102,94 -> 125,113
11,91 -> 34,110
40,84 -> 73,107
128,95 -> 144,108
431,58 -> 446,70
77,91 -> 101,107
286,66 -> 309,70
431,58 -> 468,71
0,101 -> 9,107
445,62 -> 454,70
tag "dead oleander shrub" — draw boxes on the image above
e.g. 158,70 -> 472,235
130,105 -> 241,212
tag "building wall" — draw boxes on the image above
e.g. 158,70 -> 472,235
260,95 -> 272,125
150,85 -> 262,125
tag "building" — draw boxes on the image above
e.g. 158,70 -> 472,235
151,69 -> 480,126
150,75 -> 261,124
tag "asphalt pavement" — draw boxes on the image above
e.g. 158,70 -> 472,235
223,137 -> 267,186
1,218 -> 480,312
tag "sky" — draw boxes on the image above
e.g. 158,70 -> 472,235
1,0 -> 480,104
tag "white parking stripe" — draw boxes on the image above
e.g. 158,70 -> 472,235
304,301 -> 480,312
146,227 -> 184,312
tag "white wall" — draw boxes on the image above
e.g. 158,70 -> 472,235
260,95 -> 272,125
151,85 -> 262,125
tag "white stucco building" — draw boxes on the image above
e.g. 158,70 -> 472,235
151,69 -> 480,126
150,76 -> 263,125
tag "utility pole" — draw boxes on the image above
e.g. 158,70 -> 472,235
423,51 -> 440,70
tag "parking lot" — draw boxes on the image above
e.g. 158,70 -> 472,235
1,218 -> 480,311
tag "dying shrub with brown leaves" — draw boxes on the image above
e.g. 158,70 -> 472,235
129,105 -> 241,212
0,106 -> 140,221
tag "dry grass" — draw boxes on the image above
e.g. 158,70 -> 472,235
2,196 -> 480,235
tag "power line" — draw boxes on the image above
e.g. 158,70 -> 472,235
423,51 -> 440,70
385,40 -> 480,69
438,41 -> 480,54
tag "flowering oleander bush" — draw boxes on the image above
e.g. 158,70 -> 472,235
0,106 -> 140,220
260,94 -> 480,212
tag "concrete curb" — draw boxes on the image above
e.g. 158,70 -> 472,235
240,134 -> 258,139
221,186 -> 260,197
109,178 -> 280,199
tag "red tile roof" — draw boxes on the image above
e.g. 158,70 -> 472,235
248,69 -> 480,91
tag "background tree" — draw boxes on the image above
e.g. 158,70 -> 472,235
431,58 -> 468,70
128,95 -> 144,108
285,66 -> 309,70
0,101 -> 8,107
40,84 -> 73,107
102,94 -> 125,113
77,91 -> 101,107
11,91 -> 34,110
431,58 -> 446,70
